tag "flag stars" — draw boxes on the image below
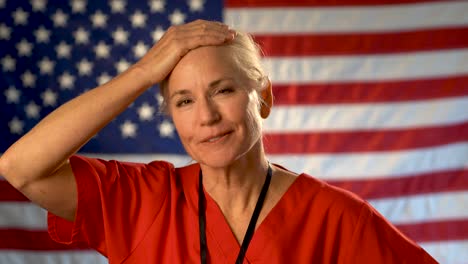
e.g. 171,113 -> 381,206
31,0 -> 47,12
169,9 -> 186,25
58,72 -> 75,89
77,58 -> 93,76
4,86 -> 21,104
21,71 -> 36,87
25,101 -> 41,119
113,27 -> 129,45
0,23 -> 11,40
121,120 -> 137,138
97,72 -> 112,85
56,41 -> 72,58
1,55 -> 16,72
110,0 -> 126,13
115,58 -> 130,73
38,57 -> 55,75
91,10 -> 108,28
150,0 -> 165,12
159,120 -> 174,137
74,27 -> 89,44
34,26 -> 51,43
0,0 -> 5,8
71,0 -> 86,13
12,8 -> 29,25
41,89 -> 58,106
133,41 -> 148,58
138,103 -> 155,121
51,9 -> 68,27
9,117 -> 24,134
189,0 -> 204,12
152,26 -> 165,42
130,10 -> 147,28
16,39 -> 33,56
94,41 -> 111,58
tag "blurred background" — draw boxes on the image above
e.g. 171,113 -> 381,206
0,0 -> 467,263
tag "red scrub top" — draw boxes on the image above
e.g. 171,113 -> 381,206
48,155 -> 437,263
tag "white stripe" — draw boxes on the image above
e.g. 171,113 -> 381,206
265,96 -> 468,132
79,143 -> 468,180
263,49 -> 468,84
420,240 -> 468,264
225,1 -> 468,33
0,191 -> 465,229
369,191 -> 468,224
269,143 -> 468,179
0,250 -> 107,264
0,203 -> 47,229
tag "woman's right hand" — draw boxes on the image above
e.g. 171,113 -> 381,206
133,19 -> 235,86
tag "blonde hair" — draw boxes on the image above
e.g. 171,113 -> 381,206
158,31 -> 268,114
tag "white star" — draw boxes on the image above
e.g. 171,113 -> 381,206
0,0 -> 5,8
130,10 -> 147,28
41,89 -> 58,106
51,9 -> 68,27
90,10 -> 107,28
169,9 -> 186,25
133,41 -> 148,58
58,71 -> 75,90
115,58 -> 130,73
34,26 -> 51,43
21,71 -> 36,88
4,86 -> 21,104
25,101 -> 41,119
156,92 -> 164,106
74,27 -> 89,44
12,8 -> 28,25
97,72 -> 112,85
77,58 -> 93,76
112,27 -> 129,45
31,0 -> 47,12
110,0 -> 126,13
38,57 -> 55,75
71,0 -> 86,13
138,103 -> 155,121
16,39 -> 33,56
55,41 -> 71,58
120,120 -> 137,138
0,23 -> 11,40
94,41 -> 110,59
152,26 -> 165,42
9,117 -> 24,134
189,0 -> 204,12
149,0 -> 165,12
1,55 -> 16,71
159,119 -> 174,137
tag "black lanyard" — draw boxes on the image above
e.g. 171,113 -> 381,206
198,164 -> 272,264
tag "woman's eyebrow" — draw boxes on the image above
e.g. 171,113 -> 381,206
169,89 -> 191,100
208,78 -> 234,88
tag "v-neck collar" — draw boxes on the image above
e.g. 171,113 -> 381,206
178,163 -> 306,262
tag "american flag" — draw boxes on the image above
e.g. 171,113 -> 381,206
0,0 -> 467,263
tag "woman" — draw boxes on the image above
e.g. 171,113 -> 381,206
0,20 -> 437,263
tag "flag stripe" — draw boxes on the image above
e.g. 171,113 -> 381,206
0,181 -> 28,202
0,251 -> 107,264
255,27 -> 468,56
0,229 -> 86,250
396,219 -> 468,243
420,240 -> 468,264
264,122 -> 468,154
226,0 -> 445,7
225,2 -> 468,33
272,76 -> 468,105
264,49 -> 468,84
265,97 -> 468,132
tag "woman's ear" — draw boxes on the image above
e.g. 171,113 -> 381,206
260,78 -> 273,119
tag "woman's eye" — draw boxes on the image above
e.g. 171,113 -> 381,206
217,87 -> 234,94
176,99 -> 192,107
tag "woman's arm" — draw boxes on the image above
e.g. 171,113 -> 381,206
0,20 -> 234,221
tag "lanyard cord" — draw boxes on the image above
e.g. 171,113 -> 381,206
199,164 -> 272,264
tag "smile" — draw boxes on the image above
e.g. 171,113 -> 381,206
202,131 -> 233,143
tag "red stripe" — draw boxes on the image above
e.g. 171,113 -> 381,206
226,0 -> 445,7
272,75 -> 468,105
396,219 -> 468,242
264,122 -> 468,154
0,229 -> 88,250
255,28 -> 468,56
328,169 -> 468,200
0,181 -> 29,202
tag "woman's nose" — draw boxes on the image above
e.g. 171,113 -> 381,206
198,98 -> 221,126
